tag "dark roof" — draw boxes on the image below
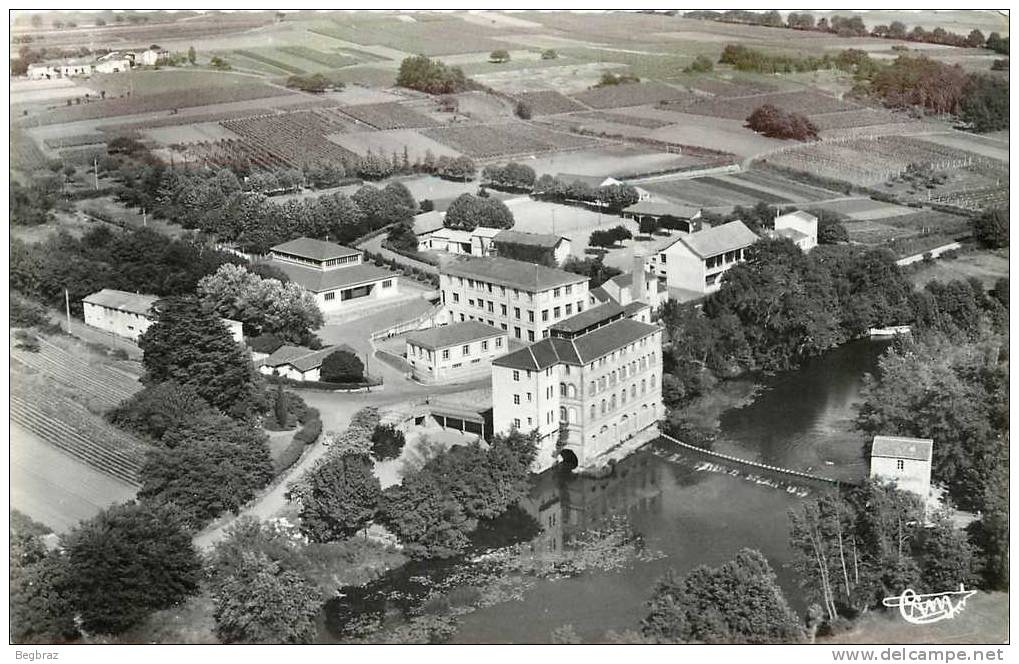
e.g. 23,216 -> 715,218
82,289 -> 156,316
405,322 -> 504,351
493,229 -> 567,249
273,261 -> 397,293
872,436 -> 933,462
494,318 -> 657,370
271,237 -> 360,261
441,256 -> 586,292
551,302 -> 625,334
413,211 -> 445,236
622,301 -> 649,317
623,200 -> 700,218
589,286 -> 613,303
263,344 -> 357,372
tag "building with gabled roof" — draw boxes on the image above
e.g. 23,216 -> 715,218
439,256 -> 589,343
650,220 -> 758,299
269,237 -> 398,314
869,435 -> 934,501
258,344 -> 357,383
492,229 -> 572,266
622,200 -> 702,233
491,310 -> 663,471
405,321 -> 508,384
766,210 -> 818,252
82,289 -> 242,344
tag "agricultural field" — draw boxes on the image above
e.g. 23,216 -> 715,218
641,175 -> 796,209
327,128 -> 461,163
337,102 -> 439,130
421,122 -> 603,160
10,128 -> 49,171
573,111 -> 673,129
726,169 -> 845,202
810,197 -> 918,220
571,82 -> 694,109
221,109 -> 360,168
675,88 -> 861,120
513,90 -> 586,116
472,62 -> 623,95
306,15 -> 514,57
908,248 -> 1009,288
525,144 -> 714,179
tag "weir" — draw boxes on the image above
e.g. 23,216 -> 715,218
657,433 -> 843,486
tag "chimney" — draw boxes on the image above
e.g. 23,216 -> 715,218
631,249 -> 647,304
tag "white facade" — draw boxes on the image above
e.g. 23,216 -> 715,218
27,64 -> 61,80
140,49 -> 168,66
94,59 -> 131,74
439,258 -> 589,343
773,211 -> 818,252
651,220 -> 758,297
405,323 -> 508,384
269,237 -> 400,315
492,316 -> 663,471
83,299 -> 153,342
870,435 -> 933,500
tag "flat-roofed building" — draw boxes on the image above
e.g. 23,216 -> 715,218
869,435 -> 933,500
405,321 -> 507,384
492,307 -> 663,471
439,256 -> 589,343
651,220 -> 758,299
269,237 -> 399,314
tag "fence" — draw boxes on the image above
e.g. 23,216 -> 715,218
370,303 -> 443,341
895,241 -> 962,266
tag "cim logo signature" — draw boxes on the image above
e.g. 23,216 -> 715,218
882,584 -> 977,625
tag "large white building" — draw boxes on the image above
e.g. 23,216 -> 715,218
439,256 -> 589,343
405,321 -> 507,384
82,288 -> 242,344
651,220 -> 758,301
492,302 -> 663,471
269,237 -> 399,314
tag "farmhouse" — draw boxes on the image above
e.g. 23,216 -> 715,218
26,63 -> 61,80
622,200 -> 703,233
492,309 -> 663,471
492,229 -> 572,266
651,220 -> 758,300
258,344 -> 356,383
60,59 -> 95,77
869,435 -> 933,501
405,321 -> 507,384
94,58 -> 131,74
767,210 -> 818,252
439,255 -> 589,343
82,289 -> 243,344
140,48 -> 169,66
269,237 -> 399,314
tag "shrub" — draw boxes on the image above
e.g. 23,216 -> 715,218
13,329 -> 40,352
273,436 -> 306,474
293,417 -> 323,445
541,49 -> 558,60
746,104 -> 819,140
489,49 -> 511,63
515,101 -> 532,119
320,349 -> 364,383
371,423 -> 406,461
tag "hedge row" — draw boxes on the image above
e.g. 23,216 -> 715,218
265,374 -> 383,391
273,411 -> 324,475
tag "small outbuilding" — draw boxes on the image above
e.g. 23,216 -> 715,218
405,321 -> 507,384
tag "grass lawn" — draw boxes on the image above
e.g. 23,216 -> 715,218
822,592 -> 1008,644
908,248 -> 1009,289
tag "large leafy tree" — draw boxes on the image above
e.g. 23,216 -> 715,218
298,453 -> 382,542
211,551 -> 322,644
971,206 -> 1008,249
320,349 -> 365,383
10,511 -> 80,644
139,296 -> 266,417
378,473 -> 474,558
107,381 -> 211,441
642,549 -> 805,644
855,331 -> 1008,511
139,427 -> 274,531
198,263 -> 323,342
60,502 -> 202,635
443,193 -> 514,231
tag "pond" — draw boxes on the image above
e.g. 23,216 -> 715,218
317,339 -> 891,644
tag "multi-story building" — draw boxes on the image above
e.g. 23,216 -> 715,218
439,256 -> 589,343
869,435 -> 933,501
650,220 -> 758,301
767,210 -> 818,252
405,321 -> 508,384
269,237 -> 399,314
491,302 -> 663,471
589,253 -> 667,315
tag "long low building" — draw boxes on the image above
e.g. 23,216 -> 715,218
83,289 -> 243,344
269,237 -> 399,314
405,321 -> 508,384
258,344 -> 357,383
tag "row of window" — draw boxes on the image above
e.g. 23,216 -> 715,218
449,292 -> 586,325
511,409 -> 555,430
409,336 -> 505,363
453,276 -> 576,300
323,279 -> 392,302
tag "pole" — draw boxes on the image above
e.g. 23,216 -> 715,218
142,207 -> 147,227
64,288 -> 71,332
93,157 -> 98,190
